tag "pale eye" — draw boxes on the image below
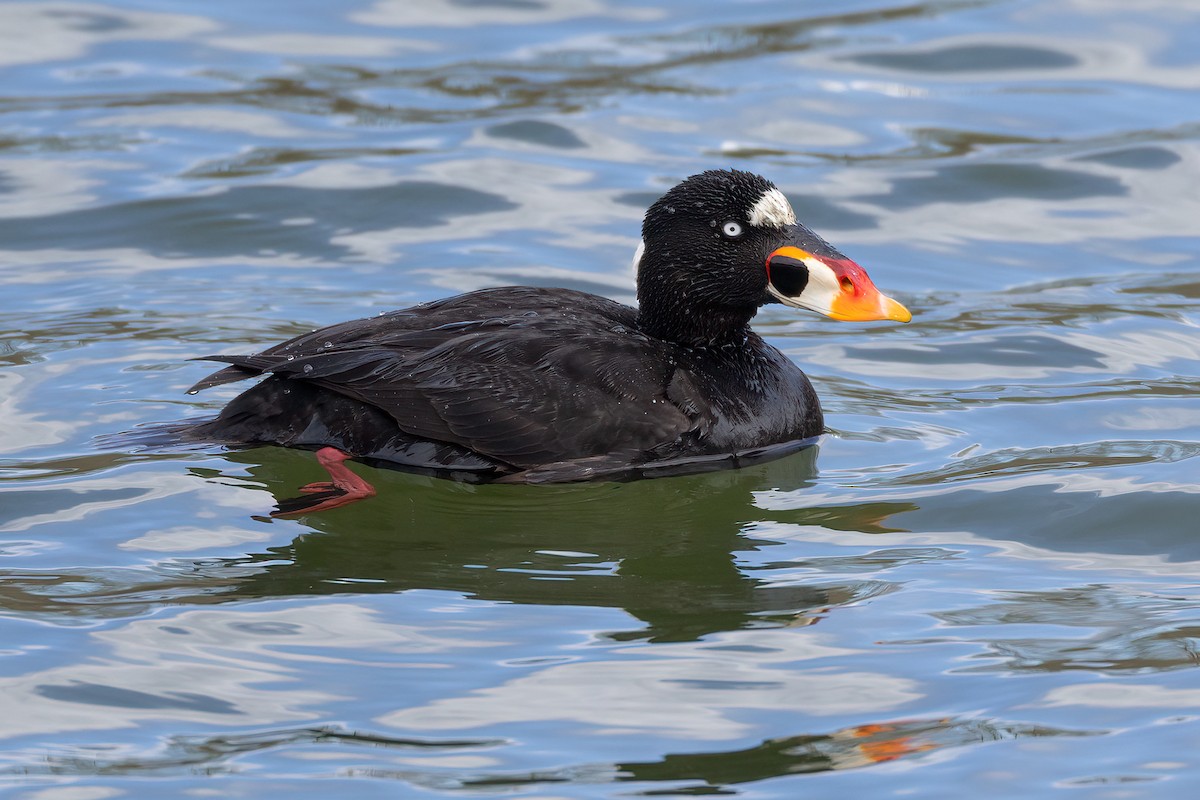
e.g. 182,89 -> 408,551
722,221 -> 743,238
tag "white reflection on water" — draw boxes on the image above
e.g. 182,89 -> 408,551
1043,683 -> 1200,709
84,109 -> 324,140
1103,406 -> 1200,431
381,628 -> 919,740
0,600 -> 498,740
0,468 -> 262,535
472,123 -> 652,165
0,159 -> 129,220
20,787 -> 122,800
750,516 -> 1200,580
826,33 -> 1200,88
118,524 -> 272,552
328,159 -> 644,263
841,459 -> 1200,501
209,32 -> 437,58
274,162 -> 411,190
352,0 -> 662,28
0,371 -> 75,454
0,3 -> 215,68
791,322 -> 1200,382
0,248 -> 325,282
833,146 -> 1200,252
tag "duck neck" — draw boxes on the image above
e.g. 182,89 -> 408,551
636,295 -> 758,348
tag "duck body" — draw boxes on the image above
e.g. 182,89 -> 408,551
173,169 -> 909,513
187,285 -> 821,483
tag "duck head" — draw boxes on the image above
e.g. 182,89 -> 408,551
635,169 -> 910,346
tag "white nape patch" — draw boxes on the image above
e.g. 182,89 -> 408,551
631,238 -> 646,275
748,188 -> 797,228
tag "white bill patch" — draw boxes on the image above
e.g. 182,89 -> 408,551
748,187 -> 797,228
631,238 -> 646,275
768,257 -> 837,315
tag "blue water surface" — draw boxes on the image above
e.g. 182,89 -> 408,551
2,0 -> 1199,797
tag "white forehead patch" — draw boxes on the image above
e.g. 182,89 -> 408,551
748,187 -> 797,228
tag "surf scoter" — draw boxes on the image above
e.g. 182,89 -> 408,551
178,169 -> 910,514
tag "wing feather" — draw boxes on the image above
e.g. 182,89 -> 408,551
189,288 -> 712,468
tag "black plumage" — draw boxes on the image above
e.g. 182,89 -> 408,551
186,286 -> 817,482
166,169 -> 907,511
